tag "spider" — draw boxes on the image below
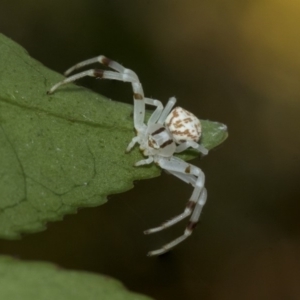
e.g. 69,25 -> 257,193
48,55 -> 209,256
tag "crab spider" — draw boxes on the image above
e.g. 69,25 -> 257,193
48,55 -> 210,256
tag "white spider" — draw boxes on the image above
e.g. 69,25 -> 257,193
48,56 -> 209,256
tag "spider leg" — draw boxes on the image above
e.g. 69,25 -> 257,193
165,170 -> 196,186
125,136 -> 140,153
147,188 -> 207,256
125,96 -> 167,152
62,55 -> 147,131
175,141 -> 208,155
47,69 -> 146,131
134,156 -> 154,166
144,98 -> 164,125
63,56 -> 172,126
144,170 -> 197,234
157,97 -> 176,124
64,55 -> 139,80
47,69 -> 138,94
144,156 -> 206,255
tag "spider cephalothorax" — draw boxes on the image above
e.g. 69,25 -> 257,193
48,55 -> 210,256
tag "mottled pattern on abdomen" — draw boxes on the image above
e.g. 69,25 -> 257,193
165,107 -> 201,143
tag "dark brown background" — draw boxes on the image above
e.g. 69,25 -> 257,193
1,1 -> 300,299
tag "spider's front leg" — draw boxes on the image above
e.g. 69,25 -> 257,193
145,156 -> 207,256
47,55 -> 146,130
63,55 -> 139,80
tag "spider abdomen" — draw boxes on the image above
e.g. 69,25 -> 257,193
165,107 -> 201,144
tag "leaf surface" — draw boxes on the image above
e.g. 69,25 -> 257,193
0,255 -> 153,300
0,34 -> 228,238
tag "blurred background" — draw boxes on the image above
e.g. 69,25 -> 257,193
1,0 -> 300,299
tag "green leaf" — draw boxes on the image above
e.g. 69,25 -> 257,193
0,255 -> 153,300
0,33 -> 228,238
